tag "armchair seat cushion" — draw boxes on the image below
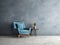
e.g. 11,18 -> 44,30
19,30 -> 30,34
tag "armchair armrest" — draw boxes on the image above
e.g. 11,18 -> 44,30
29,27 -> 31,30
23,27 -> 31,30
23,28 -> 29,30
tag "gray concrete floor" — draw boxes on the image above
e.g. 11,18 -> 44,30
0,36 -> 60,45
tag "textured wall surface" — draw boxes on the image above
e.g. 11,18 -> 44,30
0,0 -> 60,35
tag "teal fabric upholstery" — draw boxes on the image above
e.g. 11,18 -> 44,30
13,22 -> 31,34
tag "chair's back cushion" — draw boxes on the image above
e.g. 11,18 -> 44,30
18,22 -> 25,30
13,22 -> 25,30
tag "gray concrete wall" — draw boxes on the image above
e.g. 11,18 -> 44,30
0,0 -> 60,35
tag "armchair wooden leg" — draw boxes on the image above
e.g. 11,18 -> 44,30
18,34 -> 22,38
17,34 -> 30,38
27,34 -> 30,36
18,34 -> 20,37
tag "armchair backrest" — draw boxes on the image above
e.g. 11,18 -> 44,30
18,22 -> 25,30
13,22 -> 25,30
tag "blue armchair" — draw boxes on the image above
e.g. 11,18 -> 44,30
13,22 -> 31,37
